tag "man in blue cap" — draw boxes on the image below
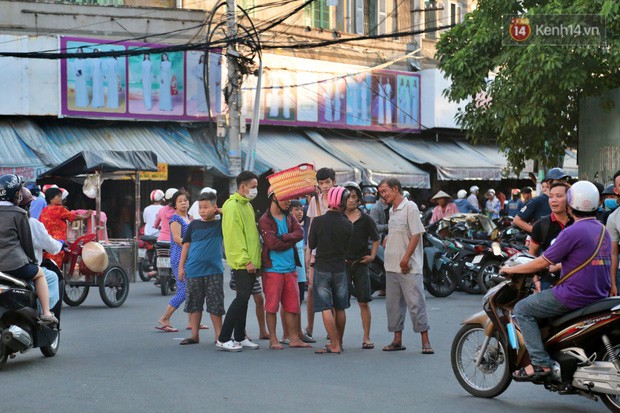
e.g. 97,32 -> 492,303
514,168 -> 569,233
26,182 -> 47,220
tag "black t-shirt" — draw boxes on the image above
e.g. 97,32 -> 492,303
517,194 -> 551,224
530,214 -> 574,253
346,210 -> 380,260
308,210 -> 353,273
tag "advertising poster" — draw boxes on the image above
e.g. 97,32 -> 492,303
264,69 -> 297,121
371,73 -> 396,128
185,50 -> 223,117
317,77 -> 346,125
396,74 -> 420,129
127,47 -> 184,116
63,40 -> 127,115
345,74 -> 372,127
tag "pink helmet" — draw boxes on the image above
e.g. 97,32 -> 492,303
327,186 -> 350,209
150,189 -> 164,202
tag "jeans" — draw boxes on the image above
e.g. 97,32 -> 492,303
34,267 -> 59,313
218,269 -> 256,343
513,289 -> 570,367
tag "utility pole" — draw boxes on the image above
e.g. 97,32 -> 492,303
226,0 -> 242,193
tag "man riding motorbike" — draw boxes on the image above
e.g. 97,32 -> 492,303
500,181 -> 611,381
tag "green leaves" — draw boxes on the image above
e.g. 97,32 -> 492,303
436,0 -> 620,173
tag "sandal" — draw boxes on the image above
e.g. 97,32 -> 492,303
382,342 -> 406,352
155,325 -> 179,333
512,365 -> 550,382
422,346 -> 434,355
362,342 -> 375,350
179,337 -> 199,345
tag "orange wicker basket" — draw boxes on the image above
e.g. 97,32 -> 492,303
267,163 -> 317,201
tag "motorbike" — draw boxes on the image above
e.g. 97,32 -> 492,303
155,242 -> 176,296
138,234 -> 158,282
422,232 -> 457,297
368,245 -> 386,295
0,262 -> 62,369
475,241 -> 528,293
451,253 -> 620,412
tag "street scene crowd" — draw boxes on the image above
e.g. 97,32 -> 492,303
1,164 -> 619,375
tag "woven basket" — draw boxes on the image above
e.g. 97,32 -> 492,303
267,163 -> 317,201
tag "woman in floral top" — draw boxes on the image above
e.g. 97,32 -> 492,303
39,187 -> 92,268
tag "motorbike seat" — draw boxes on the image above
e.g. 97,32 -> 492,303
550,297 -> 620,327
140,235 -> 158,244
155,241 -> 171,249
0,271 -> 30,289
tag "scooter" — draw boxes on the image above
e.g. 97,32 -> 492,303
155,242 -> 176,296
0,262 -> 62,369
138,234 -> 158,282
422,232 -> 457,297
452,253 -> 620,412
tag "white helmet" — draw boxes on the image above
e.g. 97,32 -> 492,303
567,181 -> 599,212
200,187 -> 217,195
150,189 -> 164,202
164,188 -> 178,201
61,188 -> 69,200
457,189 -> 467,199
470,185 -> 479,193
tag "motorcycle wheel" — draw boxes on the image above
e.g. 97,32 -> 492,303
599,341 -> 620,412
40,328 -> 60,357
99,266 -> 129,308
160,270 -> 170,296
451,324 -> 512,398
138,258 -> 150,282
0,343 -> 8,370
477,260 -> 504,294
456,270 -> 483,294
368,261 -> 386,294
63,284 -> 89,306
424,265 -> 457,297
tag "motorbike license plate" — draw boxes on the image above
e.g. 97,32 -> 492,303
472,254 -> 484,264
157,257 -> 170,268
138,249 -> 146,258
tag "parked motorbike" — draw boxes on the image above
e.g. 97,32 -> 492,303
475,242 -> 528,293
422,232 -> 457,297
138,234 -> 158,282
0,263 -> 62,369
155,242 -> 176,296
451,253 -> 620,412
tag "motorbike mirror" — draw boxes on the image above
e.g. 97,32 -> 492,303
492,242 -> 502,256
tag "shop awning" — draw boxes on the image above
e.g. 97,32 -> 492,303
382,137 -> 503,181
39,150 -> 158,178
242,128 -> 360,182
305,131 -> 430,188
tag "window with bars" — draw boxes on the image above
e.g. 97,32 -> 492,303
306,0 -> 331,29
348,0 -> 387,35
424,0 -> 438,40
450,2 -> 462,26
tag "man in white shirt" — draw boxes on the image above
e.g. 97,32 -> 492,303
378,177 -> 433,355
143,189 -> 164,237
467,185 -> 481,211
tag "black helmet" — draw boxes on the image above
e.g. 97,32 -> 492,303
602,184 -> 617,196
0,174 -> 24,204
545,167 -> 569,182
343,181 -> 362,200
362,186 -> 377,195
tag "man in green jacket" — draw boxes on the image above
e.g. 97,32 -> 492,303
217,171 -> 262,352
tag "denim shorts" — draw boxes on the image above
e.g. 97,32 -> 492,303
313,269 -> 350,312
347,262 -> 372,303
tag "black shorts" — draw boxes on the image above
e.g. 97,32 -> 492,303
347,262 -> 372,303
5,263 -> 39,281
184,275 -> 225,316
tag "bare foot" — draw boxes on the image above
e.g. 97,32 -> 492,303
289,339 -> 312,348
269,340 -> 284,350
259,332 -> 270,340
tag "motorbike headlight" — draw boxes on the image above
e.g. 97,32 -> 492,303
492,242 -> 502,256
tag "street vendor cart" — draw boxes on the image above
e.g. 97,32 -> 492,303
38,150 -> 158,308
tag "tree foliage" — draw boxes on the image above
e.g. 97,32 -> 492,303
435,0 -> 620,174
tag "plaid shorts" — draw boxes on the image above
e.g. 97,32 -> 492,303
184,274 -> 225,316
229,270 -> 262,294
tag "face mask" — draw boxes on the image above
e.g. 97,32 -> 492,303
299,198 -> 307,206
604,198 -> 619,211
247,187 -> 258,200
364,203 -> 374,211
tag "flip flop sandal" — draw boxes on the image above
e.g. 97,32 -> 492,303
362,342 -> 375,349
315,346 -> 341,354
186,325 -> 210,330
512,367 -> 536,382
155,325 -> 179,333
382,343 -> 406,352
422,346 -> 434,354
179,337 -> 199,345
